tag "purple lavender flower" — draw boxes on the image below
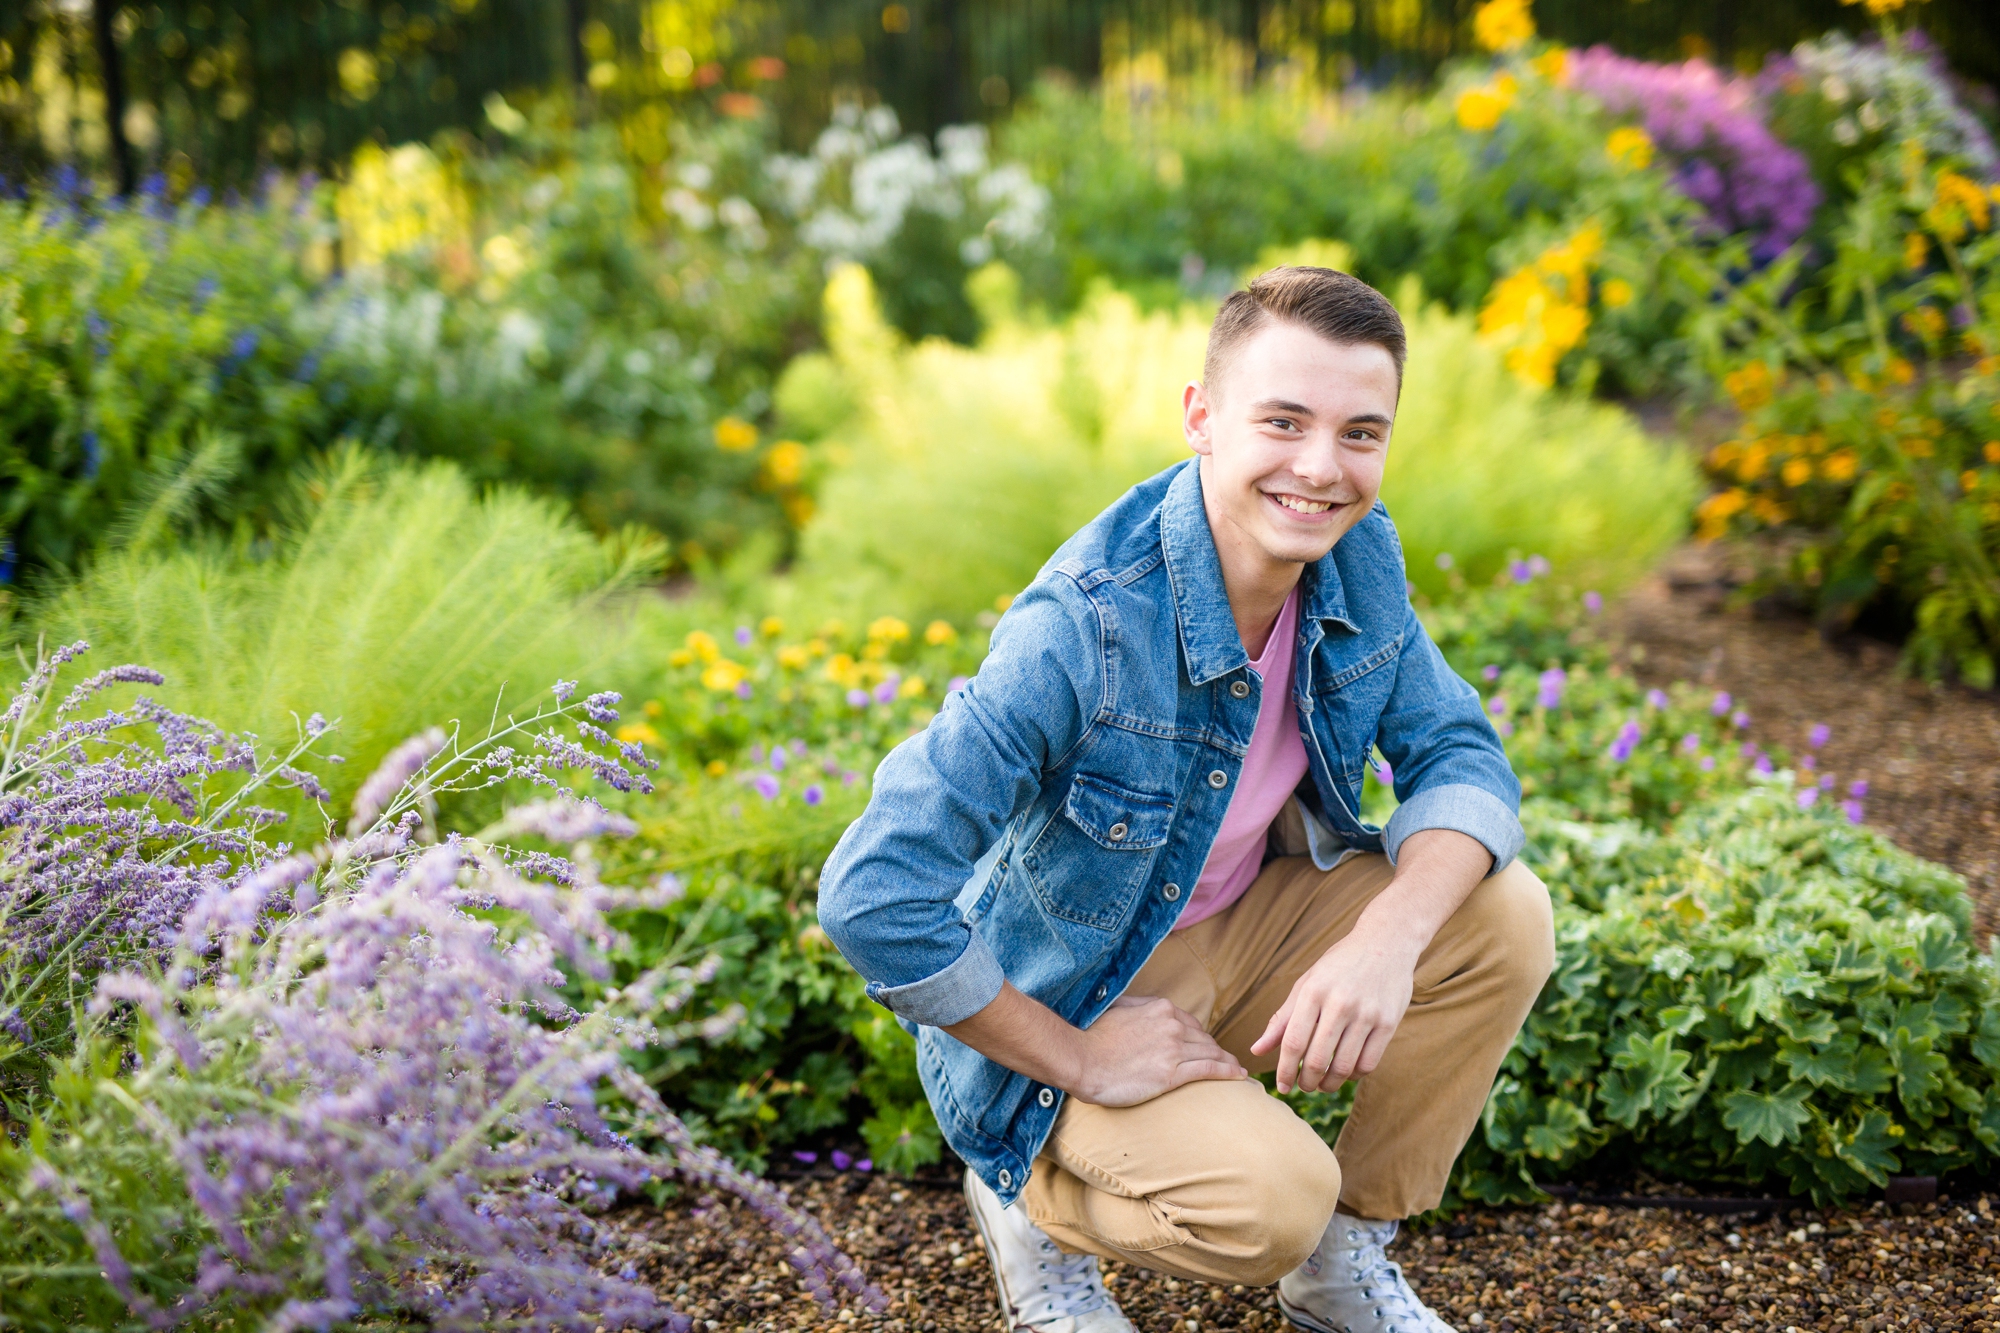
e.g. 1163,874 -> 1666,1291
1808,723 -> 1831,749
349,728 -> 447,832
845,688 -> 870,708
804,784 -> 825,806
752,773 -> 780,800
1645,688 -> 1669,710
1711,692 -> 1732,716
583,690 -> 622,724
874,675 -> 902,705
1680,732 -> 1700,752
1481,664 -> 1501,682
1536,668 -> 1566,709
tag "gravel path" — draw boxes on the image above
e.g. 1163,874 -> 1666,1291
604,1174 -> 2000,1332
1613,544 -> 2000,941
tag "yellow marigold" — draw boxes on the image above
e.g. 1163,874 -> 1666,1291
1904,231 -> 1929,271
1601,277 -> 1634,309
1606,126 -> 1655,170
1708,441 -> 1744,471
701,659 -> 747,692
706,758 -> 728,778
898,675 -> 928,699
1530,47 -> 1568,84
685,629 -> 721,663
1455,75 -> 1519,132
867,616 -> 911,643
760,615 -> 785,637
1749,494 -> 1791,525
1781,457 -> 1813,487
1695,488 -> 1749,541
1472,0 -> 1535,52
1985,441 -> 2000,464
714,416 -> 759,451
1962,470 -> 1982,493
806,636 -> 829,656
1738,439 -> 1772,481
1723,362 -> 1775,411
763,439 -> 809,486
1887,357 -> 1916,385
776,644 -> 810,670
1825,449 -> 1859,481
616,721 -> 661,745
1924,171 -> 1991,242
924,619 -> 958,646
825,652 -> 862,687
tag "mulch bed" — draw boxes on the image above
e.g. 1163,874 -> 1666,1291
1612,543 -> 2000,941
600,1173 -> 2000,1332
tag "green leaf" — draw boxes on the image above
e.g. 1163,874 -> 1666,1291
1971,1007 -> 2000,1070
1720,1083 -> 1812,1147
1832,1111 -> 1903,1187
860,1101 -> 943,1176
1599,1031 -> 1694,1128
1777,1009 -> 1838,1045
1521,1097 -> 1595,1161
1888,1028 -> 1948,1110
1780,1034 -> 1859,1088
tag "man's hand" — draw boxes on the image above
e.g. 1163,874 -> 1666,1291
1250,828 -> 1493,1094
943,985 -> 1244,1108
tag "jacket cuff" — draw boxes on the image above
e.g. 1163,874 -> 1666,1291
1382,783 -> 1523,873
864,925 -> 1006,1028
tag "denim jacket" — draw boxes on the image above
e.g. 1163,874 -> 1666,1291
817,460 -> 1522,1206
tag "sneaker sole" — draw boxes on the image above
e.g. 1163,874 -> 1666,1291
1276,1292 -> 1345,1333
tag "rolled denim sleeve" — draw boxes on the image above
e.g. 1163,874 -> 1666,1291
1375,602 -> 1524,872
817,576 -> 1099,1027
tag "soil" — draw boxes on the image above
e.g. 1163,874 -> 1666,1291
604,1173 -> 2000,1332
1611,543 -> 2000,942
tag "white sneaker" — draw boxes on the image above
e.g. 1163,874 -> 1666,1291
1278,1214 -> 1456,1333
962,1167 -> 1136,1333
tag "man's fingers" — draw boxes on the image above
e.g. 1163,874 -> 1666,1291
1249,996 -> 1295,1056
1327,1021 -> 1372,1084
1356,1024 -> 1395,1079
1298,1008 -> 1349,1093
1275,1001 -> 1323,1094
1171,1056 -> 1247,1088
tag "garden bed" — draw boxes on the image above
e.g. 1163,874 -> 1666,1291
1616,543 -> 2000,941
607,1174 -> 2000,1332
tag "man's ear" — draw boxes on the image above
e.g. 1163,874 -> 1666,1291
1183,381 -> 1215,457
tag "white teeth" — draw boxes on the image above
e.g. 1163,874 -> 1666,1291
1274,494 -> 1334,514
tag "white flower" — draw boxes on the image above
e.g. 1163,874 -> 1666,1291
663,187 -> 713,231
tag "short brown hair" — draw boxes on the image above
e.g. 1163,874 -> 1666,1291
1202,266 -> 1407,395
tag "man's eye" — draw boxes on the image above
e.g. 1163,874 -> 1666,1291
1266,418 -> 1298,431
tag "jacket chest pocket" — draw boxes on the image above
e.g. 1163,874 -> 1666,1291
1313,635 -> 1401,779
1020,774 -> 1174,932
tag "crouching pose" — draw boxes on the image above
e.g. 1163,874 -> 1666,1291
817,266 -> 1555,1333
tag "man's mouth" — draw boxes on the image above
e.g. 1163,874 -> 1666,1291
1266,492 -> 1340,516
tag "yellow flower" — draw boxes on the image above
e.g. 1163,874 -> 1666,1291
616,721 -> 661,745
1600,278 -> 1634,309
1887,357 -> 1916,385
1695,488 -> 1748,541
777,644 -> 811,670
1985,441 -> 2000,464
1840,0 -> 1909,12
668,648 -> 694,668
1904,231 -> 1930,271
701,659 -> 747,692
898,676 -> 928,699
706,758 -> 728,778
1454,75 -> 1518,132
780,492 -> 816,526
1781,457 -> 1812,487
714,416 -> 759,451
1901,306 -> 1947,342
1476,222 -> 1601,386
643,699 -> 663,717
994,593 -> 1015,612
1962,470 -> 1982,493
867,616 -> 911,643
1606,126 -> 1655,171
1749,495 -> 1791,525
1738,439 -> 1772,481
685,630 -> 720,664
924,619 -> 958,646
1529,47 -> 1568,84
1825,449 -> 1859,481
760,615 -> 785,638
825,653 -> 862,687
1924,171 -> 1991,242
763,439 -> 808,486
805,636 -> 829,656
1472,0 -> 1535,52
1723,362 -> 1776,411
1901,436 -> 1934,459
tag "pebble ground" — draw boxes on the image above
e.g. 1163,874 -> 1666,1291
600,1175 -> 2000,1333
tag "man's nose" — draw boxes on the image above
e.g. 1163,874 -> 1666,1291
1289,433 -> 1345,491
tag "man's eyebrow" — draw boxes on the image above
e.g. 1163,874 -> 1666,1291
1250,398 -> 1314,415
1346,413 -> 1394,427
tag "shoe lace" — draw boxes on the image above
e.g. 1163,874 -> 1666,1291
1340,1219 -> 1432,1325
1018,1233 -> 1113,1323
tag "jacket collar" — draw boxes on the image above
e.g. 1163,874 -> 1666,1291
1158,462 -> 1360,688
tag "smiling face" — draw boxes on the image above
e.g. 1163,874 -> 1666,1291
1183,317 -> 1399,586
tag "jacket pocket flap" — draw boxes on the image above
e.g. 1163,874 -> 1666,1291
1062,775 -> 1173,851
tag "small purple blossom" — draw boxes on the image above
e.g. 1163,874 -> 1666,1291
349,728 -> 447,833
1700,755 -> 1716,771
1435,552 -> 1455,570
1731,710 -> 1750,730
1488,695 -> 1508,717
1808,723 -> 1831,749
1374,759 -> 1394,786
831,1150 -> 853,1170
1753,752 -> 1774,775
793,1151 -> 818,1163
1680,732 -> 1700,753
1849,780 -> 1870,799
1797,787 -> 1819,809
845,688 -> 869,708
873,675 -> 902,705
583,691 -> 622,724
752,773 -> 780,800
1481,664 -> 1501,682
735,625 -> 753,646
1842,799 -> 1865,823
769,746 -> 788,772
1583,590 -> 1603,615
856,1158 -> 873,1172
804,784 -> 825,806
1509,559 -> 1534,584
735,680 -> 753,700
1711,692 -> 1732,716
1528,554 -> 1550,577
1645,688 -> 1669,710
1536,668 -> 1566,709
1819,774 -> 1835,790
1607,719 -> 1643,763
947,675 -> 970,693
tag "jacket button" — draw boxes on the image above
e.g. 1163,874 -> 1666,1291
997,1169 -> 1013,1190
1038,1087 -> 1056,1108
1208,769 -> 1228,788
1162,882 -> 1181,902
1094,984 -> 1108,1001
1230,680 -> 1250,699
1107,821 -> 1128,842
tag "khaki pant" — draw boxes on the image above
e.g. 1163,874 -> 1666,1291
1018,852 -> 1554,1286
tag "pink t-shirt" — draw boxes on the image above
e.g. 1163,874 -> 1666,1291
1174,586 -> 1309,930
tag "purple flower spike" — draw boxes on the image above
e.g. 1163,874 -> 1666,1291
794,1151 -> 819,1163
1536,668 -> 1566,709
1808,723 -> 1831,749
1583,590 -> 1604,615
1842,799 -> 1865,823
1711,692 -> 1732,716
1482,664 -> 1501,682
804,784 -> 825,806
1680,732 -> 1700,753
1849,779 -> 1870,799
1796,787 -> 1819,809
735,625 -> 753,646
1645,688 -> 1669,710
350,727 -> 447,832
831,1150 -> 853,1170
846,688 -> 870,708
752,773 -> 780,800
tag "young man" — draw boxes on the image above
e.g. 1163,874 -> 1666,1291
818,267 -> 1554,1333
